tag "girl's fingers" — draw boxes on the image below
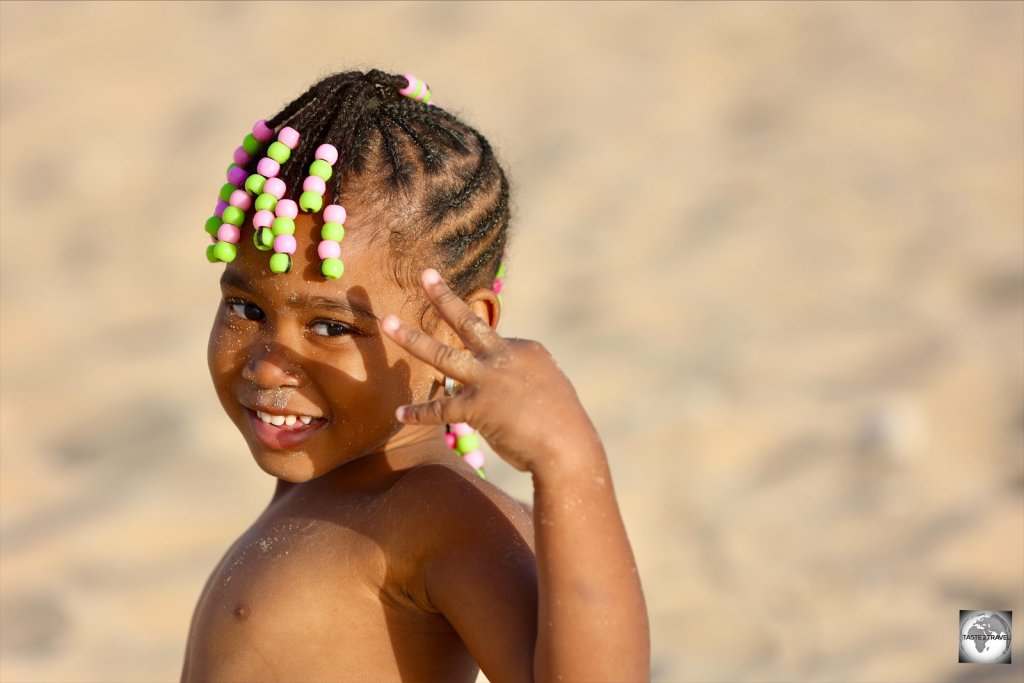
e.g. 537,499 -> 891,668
420,269 -> 501,355
381,314 -> 479,383
395,396 -> 466,426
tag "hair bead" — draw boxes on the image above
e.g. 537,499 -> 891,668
314,144 -> 338,165
221,206 -> 245,226
263,177 -> 286,199
267,141 -> 291,164
317,239 -> 341,260
252,119 -> 274,143
253,227 -> 274,251
253,209 -> 274,229
321,258 -> 344,279
299,191 -> 323,213
323,204 -> 346,224
303,175 -> 327,194
229,189 -> 252,211
321,222 -> 345,242
277,127 -> 301,149
399,73 -> 432,104
275,199 -> 298,219
273,234 -> 297,254
257,157 -> 281,178
217,224 -> 241,244
233,147 -> 251,166
268,252 -> 291,273
244,173 -> 267,195
227,164 -> 248,187
254,193 -> 277,212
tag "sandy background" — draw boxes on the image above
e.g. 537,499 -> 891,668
1,2 -> 1022,682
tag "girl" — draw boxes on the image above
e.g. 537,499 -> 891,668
182,69 -> 649,683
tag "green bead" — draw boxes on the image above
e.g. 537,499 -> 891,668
299,191 -> 323,213
219,182 -> 234,202
267,141 -> 290,164
497,293 -> 504,308
205,244 -> 218,263
309,159 -> 332,180
475,468 -> 486,480
254,192 -> 278,212
205,216 -> 221,237
496,262 -> 507,279
212,241 -> 237,263
271,216 -> 295,236
242,133 -> 260,155
269,252 -> 291,274
321,258 -> 344,279
321,222 -> 345,242
455,433 -> 479,454
221,206 -> 244,226
253,227 -> 274,251
244,173 -> 266,195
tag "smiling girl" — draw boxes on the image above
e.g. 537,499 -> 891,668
182,69 -> 649,683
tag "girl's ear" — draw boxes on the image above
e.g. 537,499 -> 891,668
435,286 -> 501,352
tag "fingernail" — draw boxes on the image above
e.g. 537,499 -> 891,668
395,406 -> 407,421
422,269 -> 441,285
381,315 -> 400,333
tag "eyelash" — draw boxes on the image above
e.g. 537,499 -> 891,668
224,298 -> 355,338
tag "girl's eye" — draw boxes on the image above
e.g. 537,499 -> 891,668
311,320 -> 353,337
227,300 -> 265,322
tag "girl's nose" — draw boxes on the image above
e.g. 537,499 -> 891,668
242,342 -> 303,389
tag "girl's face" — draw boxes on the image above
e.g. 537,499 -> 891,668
207,210 -> 442,483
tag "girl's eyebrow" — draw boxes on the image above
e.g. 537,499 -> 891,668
219,270 -> 378,321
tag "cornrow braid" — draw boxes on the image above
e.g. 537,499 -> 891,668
247,69 -> 510,298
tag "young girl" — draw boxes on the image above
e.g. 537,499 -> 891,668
182,69 -> 649,682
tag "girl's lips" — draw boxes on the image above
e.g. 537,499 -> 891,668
245,409 -> 327,451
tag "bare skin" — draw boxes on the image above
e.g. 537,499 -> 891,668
182,209 -> 649,682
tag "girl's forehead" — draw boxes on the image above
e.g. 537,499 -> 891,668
223,212 -> 420,315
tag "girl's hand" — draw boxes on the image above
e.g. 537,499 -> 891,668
381,268 -> 601,473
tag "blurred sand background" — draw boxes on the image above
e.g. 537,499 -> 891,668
1,2 -> 1022,682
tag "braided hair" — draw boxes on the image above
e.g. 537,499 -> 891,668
249,69 -> 510,299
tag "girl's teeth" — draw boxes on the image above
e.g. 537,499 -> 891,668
256,410 -> 317,426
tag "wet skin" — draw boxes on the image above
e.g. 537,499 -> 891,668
183,209 -> 649,681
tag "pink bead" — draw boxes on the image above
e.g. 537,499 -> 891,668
303,175 -> 326,194
462,450 -> 485,469
217,224 -> 241,244
317,239 -> 341,260
398,74 -> 418,97
323,204 -> 347,224
444,433 -> 457,449
274,234 -> 297,254
229,189 -> 252,211
492,279 -> 503,294
256,157 -> 281,178
315,144 -> 339,165
214,200 -> 228,218
263,177 -> 286,199
278,126 -> 300,149
451,422 -> 474,436
233,146 -> 250,166
227,165 -> 248,186
275,199 -> 298,219
253,209 -> 274,229
252,119 -> 274,143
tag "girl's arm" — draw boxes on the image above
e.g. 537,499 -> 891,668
382,269 -> 650,682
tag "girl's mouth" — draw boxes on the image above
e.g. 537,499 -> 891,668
245,408 -> 327,450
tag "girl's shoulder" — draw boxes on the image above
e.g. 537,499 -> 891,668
388,462 -> 533,542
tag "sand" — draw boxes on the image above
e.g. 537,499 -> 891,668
1,2 -> 1022,682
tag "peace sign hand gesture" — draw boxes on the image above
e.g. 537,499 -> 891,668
381,268 -> 601,474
